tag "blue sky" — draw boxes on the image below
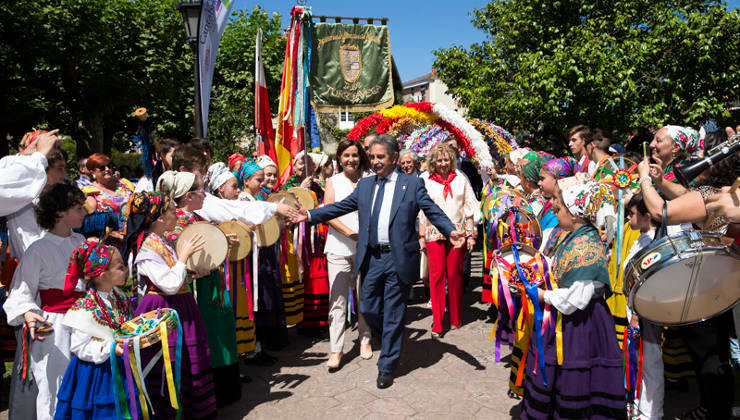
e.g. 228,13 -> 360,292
234,0 -> 740,82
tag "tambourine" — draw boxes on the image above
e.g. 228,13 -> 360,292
175,221 -> 228,272
254,217 -> 280,247
287,187 -> 316,210
496,206 -> 542,249
494,243 -> 548,288
267,192 -> 297,208
115,309 -> 178,348
218,220 -> 253,261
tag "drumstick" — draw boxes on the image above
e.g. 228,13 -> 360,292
729,177 -> 740,194
643,142 -> 647,159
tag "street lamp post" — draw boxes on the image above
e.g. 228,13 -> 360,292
177,0 -> 203,138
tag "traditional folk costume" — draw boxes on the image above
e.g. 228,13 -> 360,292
3,231 -> 86,420
0,131 -> 53,419
55,241 -> 138,419
79,179 -> 134,239
520,183 -> 625,419
126,192 -> 218,419
208,162 -> 257,356
169,206 -> 240,408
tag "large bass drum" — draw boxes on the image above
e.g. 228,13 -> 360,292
623,229 -> 740,326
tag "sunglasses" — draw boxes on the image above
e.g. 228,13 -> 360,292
188,189 -> 206,196
95,164 -> 113,171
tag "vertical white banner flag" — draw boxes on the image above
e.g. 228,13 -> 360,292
198,0 -> 234,137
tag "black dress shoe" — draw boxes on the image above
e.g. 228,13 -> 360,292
376,372 -> 393,389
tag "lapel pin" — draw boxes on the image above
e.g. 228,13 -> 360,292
402,185 -> 406,190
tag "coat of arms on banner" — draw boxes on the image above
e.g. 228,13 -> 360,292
339,45 -> 361,82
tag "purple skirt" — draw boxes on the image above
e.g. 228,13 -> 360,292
136,292 -> 218,419
521,298 -> 625,420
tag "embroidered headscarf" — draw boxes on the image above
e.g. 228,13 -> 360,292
156,170 -> 196,199
64,240 -> 116,296
521,152 -> 555,183
257,155 -> 277,169
205,162 -> 236,194
543,157 -> 579,180
234,159 -> 261,188
19,129 -> 48,151
228,153 -> 246,172
122,192 -> 172,259
663,125 -> 701,159
508,148 -> 530,166
561,181 -> 617,229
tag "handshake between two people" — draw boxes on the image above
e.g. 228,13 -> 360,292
286,202 -> 470,249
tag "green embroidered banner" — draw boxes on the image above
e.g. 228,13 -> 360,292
310,23 -> 394,113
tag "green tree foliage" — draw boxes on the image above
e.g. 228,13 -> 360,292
207,7 -> 285,163
433,0 -> 739,150
0,0 -> 194,158
0,2 -> 285,163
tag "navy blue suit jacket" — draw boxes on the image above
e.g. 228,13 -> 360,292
309,170 -> 456,284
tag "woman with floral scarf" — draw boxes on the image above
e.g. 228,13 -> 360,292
520,182 -> 625,419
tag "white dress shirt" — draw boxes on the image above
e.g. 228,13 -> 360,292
370,171 -> 398,245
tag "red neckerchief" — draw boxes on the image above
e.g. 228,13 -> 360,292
429,171 -> 457,199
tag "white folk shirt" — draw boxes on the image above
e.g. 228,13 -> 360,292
0,153 -> 49,258
420,171 -> 478,241
196,192 -> 276,225
63,288 -> 129,364
370,171 -> 398,245
4,231 -> 86,326
3,231 -> 85,420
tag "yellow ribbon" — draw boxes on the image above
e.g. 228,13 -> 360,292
556,312 -> 564,365
128,348 -> 150,420
160,322 -> 179,410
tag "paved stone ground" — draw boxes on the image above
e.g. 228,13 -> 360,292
1,252 -> 734,419
217,252 -> 710,420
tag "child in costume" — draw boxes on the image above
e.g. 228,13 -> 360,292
55,241 -> 137,419
4,184 -> 87,420
123,191 -> 217,419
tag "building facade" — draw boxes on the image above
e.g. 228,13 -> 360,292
402,70 -> 466,115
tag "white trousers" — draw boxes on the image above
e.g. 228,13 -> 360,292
326,253 -> 371,353
627,306 -> 664,420
29,311 -> 71,420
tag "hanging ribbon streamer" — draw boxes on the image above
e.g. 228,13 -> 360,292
513,245 -> 548,386
624,325 -> 643,405
19,325 -> 31,384
252,231 -> 259,310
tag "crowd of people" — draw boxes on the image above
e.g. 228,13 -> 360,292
0,120 -> 738,419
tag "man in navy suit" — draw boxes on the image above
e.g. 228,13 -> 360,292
292,134 -> 466,388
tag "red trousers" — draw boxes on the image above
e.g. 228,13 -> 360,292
426,239 -> 465,333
